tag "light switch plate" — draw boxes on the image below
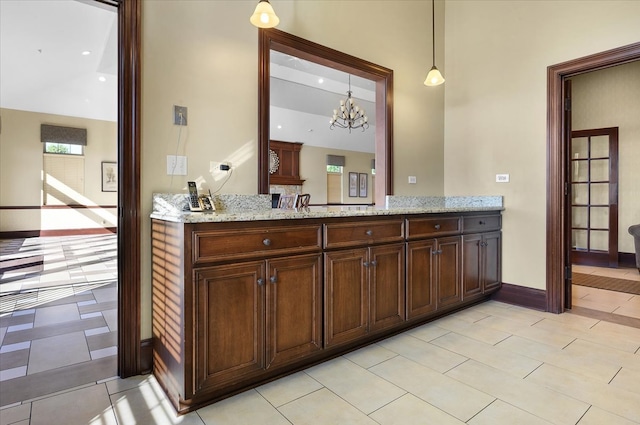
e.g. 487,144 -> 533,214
167,155 -> 187,175
408,176 -> 417,184
496,173 -> 510,183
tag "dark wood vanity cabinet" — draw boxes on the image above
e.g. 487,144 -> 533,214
151,211 -> 501,413
406,216 -> 463,320
324,243 -> 405,347
193,253 -> 322,395
152,220 -> 323,409
323,219 -> 405,347
462,214 -> 502,300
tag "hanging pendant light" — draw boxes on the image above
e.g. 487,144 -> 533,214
424,0 -> 445,86
250,0 -> 280,29
329,75 -> 369,133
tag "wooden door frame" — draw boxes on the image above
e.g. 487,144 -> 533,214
117,0 -> 142,377
546,42 -> 640,313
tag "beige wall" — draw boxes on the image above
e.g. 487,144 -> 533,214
443,0 -> 640,290
0,108 -> 117,232
141,0 -> 446,337
299,145 -> 375,204
571,61 -> 640,254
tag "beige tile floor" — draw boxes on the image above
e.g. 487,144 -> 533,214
572,264 -> 640,320
1,299 -> 639,425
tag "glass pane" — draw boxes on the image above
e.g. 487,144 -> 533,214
590,159 -> 609,182
590,183 -> 609,205
590,206 -> 609,229
591,135 -> 609,158
572,206 -> 588,228
571,137 -> 588,159
590,230 -> 608,251
572,183 -> 588,205
572,229 -> 588,250
571,160 -> 588,182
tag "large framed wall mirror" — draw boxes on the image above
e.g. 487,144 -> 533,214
258,28 -> 393,206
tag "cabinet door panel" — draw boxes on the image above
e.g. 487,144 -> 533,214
462,234 -> 482,300
406,239 -> 437,319
369,243 -> 405,331
437,236 -> 462,308
193,262 -> 265,394
266,254 -> 323,369
483,232 -> 502,293
324,249 -> 369,347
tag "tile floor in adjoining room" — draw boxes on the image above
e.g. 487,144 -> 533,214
572,264 -> 640,320
1,299 -> 640,425
0,235 -> 118,408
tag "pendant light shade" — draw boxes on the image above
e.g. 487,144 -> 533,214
250,0 -> 280,28
424,66 -> 445,86
424,0 -> 444,86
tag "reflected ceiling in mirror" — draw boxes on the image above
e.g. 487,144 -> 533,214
270,50 -> 376,154
258,28 -> 393,204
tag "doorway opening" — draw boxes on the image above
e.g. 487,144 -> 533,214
546,42 -> 640,314
0,0 -> 120,403
0,0 -> 142,405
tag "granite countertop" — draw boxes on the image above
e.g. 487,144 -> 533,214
150,194 -> 504,223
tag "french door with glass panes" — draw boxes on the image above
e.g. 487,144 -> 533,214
570,127 -> 619,267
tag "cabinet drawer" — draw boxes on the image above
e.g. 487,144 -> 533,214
193,225 -> 322,263
324,220 -> 404,249
406,216 -> 461,239
462,214 -> 501,233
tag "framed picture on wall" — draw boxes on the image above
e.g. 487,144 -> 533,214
102,162 -> 117,192
359,173 -> 367,197
349,172 -> 358,197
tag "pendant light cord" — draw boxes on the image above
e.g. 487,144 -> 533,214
431,0 -> 436,66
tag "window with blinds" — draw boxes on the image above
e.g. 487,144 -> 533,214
43,154 -> 85,205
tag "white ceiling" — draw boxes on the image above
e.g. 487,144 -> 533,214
0,0 -> 118,122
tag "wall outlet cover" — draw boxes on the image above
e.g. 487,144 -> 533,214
496,174 -> 510,183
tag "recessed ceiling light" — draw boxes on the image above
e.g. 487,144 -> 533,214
318,78 -> 324,84
82,50 -> 91,56
98,76 -> 107,82
277,125 -> 282,129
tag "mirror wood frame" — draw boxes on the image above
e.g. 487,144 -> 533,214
258,28 -> 393,205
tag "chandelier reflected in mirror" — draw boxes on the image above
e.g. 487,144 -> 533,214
329,75 -> 369,133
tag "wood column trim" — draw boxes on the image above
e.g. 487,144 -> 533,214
546,42 -> 640,314
118,0 -> 142,377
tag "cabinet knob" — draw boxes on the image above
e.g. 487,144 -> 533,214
479,221 -> 485,225
270,275 -> 277,284
257,278 -> 265,286
263,238 -> 271,246
434,224 -> 441,230
370,260 -> 378,266
363,261 -> 370,267
365,230 -> 373,236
